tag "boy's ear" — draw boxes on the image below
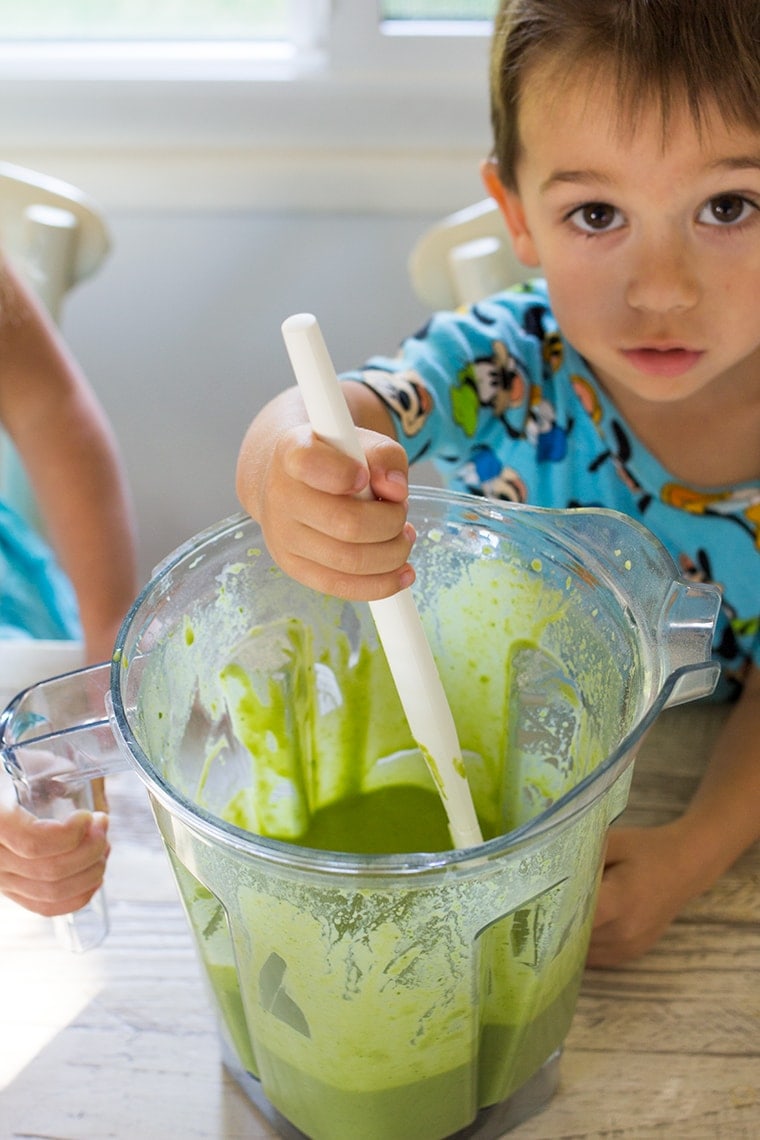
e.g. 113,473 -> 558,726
480,159 -> 541,268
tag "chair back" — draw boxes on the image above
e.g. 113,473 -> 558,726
408,197 -> 538,310
0,161 -> 111,528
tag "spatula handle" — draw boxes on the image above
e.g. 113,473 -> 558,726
281,313 -> 482,849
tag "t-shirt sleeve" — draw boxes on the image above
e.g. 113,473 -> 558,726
340,288 -> 551,470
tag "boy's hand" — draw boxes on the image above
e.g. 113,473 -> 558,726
0,804 -> 109,916
587,821 -> 702,967
241,420 -> 416,602
590,676 -> 760,967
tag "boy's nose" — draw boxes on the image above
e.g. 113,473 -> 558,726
625,241 -> 700,314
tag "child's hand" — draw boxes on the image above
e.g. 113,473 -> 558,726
0,804 -> 109,916
238,388 -> 416,600
587,821 -> 704,967
259,424 -> 414,600
590,675 -> 760,967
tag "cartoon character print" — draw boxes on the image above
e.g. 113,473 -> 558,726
525,385 -> 569,463
588,419 -> 653,514
459,445 -> 528,503
359,368 -> 433,437
469,283 -> 539,330
514,306 -> 573,460
663,483 -> 760,549
571,375 -> 604,426
542,331 -> 564,373
677,548 -> 757,694
523,304 -> 563,376
523,303 -> 549,343
450,340 -> 526,436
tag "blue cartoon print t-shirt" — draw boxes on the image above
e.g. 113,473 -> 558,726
344,281 -> 760,695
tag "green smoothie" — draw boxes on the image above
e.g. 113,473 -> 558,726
197,757 -> 603,1140
135,535 -> 630,1140
192,825 -> 599,1140
167,853 -> 259,1078
289,784 -> 495,855
242,970 -> 582,1140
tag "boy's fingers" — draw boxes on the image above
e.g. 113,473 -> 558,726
281,427 -> 408,500
280,429 -> 364,495
358,430 -> 409,501
291,519 -> 415,576
2,858 -> 107,916
282,549 -> 416,602
283,485 -> 410,551
0,806 -> 90,859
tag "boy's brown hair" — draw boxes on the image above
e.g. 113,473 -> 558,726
490,0 -> 760,188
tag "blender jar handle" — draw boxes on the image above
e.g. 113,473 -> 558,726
0,661 -> 130,951
658,581 -> 722,707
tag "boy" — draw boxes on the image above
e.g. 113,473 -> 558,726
0,261 -> 137,917
236,0 -> 760,966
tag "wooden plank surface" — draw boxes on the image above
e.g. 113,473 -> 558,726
1,702 -> 758,1139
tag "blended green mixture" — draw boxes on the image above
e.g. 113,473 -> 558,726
290,784 -> 487,855
137,541 -> 633,1140
175,822 -> 596,1140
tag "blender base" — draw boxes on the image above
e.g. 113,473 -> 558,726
221,1035 -> 561,1140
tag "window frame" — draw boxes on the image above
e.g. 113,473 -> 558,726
0,0 -> 494,214
329,1 -> 492,77
0,0 -> 328,81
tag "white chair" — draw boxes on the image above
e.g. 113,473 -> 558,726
0,162 -> 111,703
408,196 -> 538,310
0,159 -> 111,530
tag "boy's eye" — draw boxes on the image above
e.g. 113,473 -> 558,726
569,202 -> 623,232
699,194 -> 755,225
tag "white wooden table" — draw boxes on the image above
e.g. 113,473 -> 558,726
1,703 -> 758,1139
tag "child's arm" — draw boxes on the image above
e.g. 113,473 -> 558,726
0,262 -> 135,913
588,664 -> 760,967
236,380 -> 416,601
0,263 -> 137,663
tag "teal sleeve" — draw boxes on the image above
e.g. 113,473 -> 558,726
0,500 -> 81,640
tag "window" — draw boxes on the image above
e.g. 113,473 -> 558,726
0,0 -> 495,75
0,0 -> 328,77
0,0 -> 497,43
0,0 -> 495,213
381,1 -> 496,22
0,1 -> 291,41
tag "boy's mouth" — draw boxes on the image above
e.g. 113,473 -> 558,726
622,346 -> 704,378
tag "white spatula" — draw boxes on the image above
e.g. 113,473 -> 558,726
281,313 -> 483,849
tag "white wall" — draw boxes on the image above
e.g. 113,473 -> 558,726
2,41 -> 491,585
59,207 -> 448,584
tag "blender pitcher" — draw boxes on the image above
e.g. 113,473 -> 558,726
0,491 -> 721,1140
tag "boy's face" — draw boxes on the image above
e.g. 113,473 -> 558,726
484,62 -> 760,407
